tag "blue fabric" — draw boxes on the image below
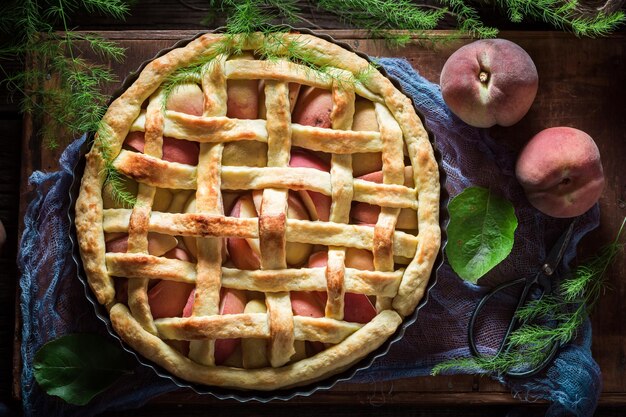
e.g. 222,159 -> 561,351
18,58 -> 601,416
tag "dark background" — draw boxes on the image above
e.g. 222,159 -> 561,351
1,1 -> 625,416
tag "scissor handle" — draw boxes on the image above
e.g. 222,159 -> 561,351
468,275 -> 537,358
468,273 -> 560,377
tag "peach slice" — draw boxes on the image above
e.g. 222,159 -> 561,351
221,192 -> 241,216
308,250 -> 377,324
161,137 -> 200,166
291,291 -> 325,318
153,188 -> 173,213
351,203 -> 418,230
102,175 -> 138,209
352,98 -> 379,132
124,131 -> 199,166
290,290 -> 326,354
289,149 -> 331,222
283,193 -> 314,266
292,86 -> 332,128
227,194 -> 261,270
166,190 -> 193,214
162,247 -> 192,262
182,287 -> 247,365
105,233 -> 178,256
351,167 -> 417,229
258,82 -> 301,119
345,247 -> 375,271
227,53 -> 259,119
358,166 -> 414,187
166,83 -> 204,116
182,195 -> 228,262
229,191 -> 312,268
241,299 -> 269,369
222,141 -> 268,167
148,280 -> 194,319
288,83 -> 302,112
352,153 -> 383,177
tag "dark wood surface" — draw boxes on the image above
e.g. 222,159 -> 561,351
1,3 -> 625,415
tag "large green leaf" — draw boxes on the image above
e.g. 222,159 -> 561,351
445,186 -> 518,283
33,333 -> 133,405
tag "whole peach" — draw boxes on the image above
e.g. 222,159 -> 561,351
440,39 -> 538,128
515,127 -> 604,218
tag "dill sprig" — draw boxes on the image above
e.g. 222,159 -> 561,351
443,0 -> 499,38
201,1 -> 624,45
0,1 -> 129,147
432,217 -> 626,376
96,123 -> 137,208
160,29 -> 380,112
0,0 -> 132,200
496,0 -> 625,38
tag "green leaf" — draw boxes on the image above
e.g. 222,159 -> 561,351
445,186 -> 517,283
33,333 -> 133,406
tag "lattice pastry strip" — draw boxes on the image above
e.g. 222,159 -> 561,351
261,80 -> 296,367
104,253 -> 403,295
100,209 -> 420,259
187,55 -> 227,366
323,84 -> 355,320
75,32 -> 441,391
125,90 -> 168,335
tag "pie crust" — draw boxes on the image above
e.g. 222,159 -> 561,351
75,31 -> 441,391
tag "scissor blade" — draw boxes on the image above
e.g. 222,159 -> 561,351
542,221 -> 576,276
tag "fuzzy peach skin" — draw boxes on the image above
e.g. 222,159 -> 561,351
124,132 -> 200,166
166,83 -> 204,116
148,248 -> 195,319
181,287 -> 247,364
289,149 -> 332,222
306,250 -> 377,324
227,192 -> 313,269
440,39 -> 538,128
515,127 -> 605,218
227,53 -> 259,119
292,86 -> 333,128
351,167 -> 417,229
106,234 -> 179,305
124,83 -> 203,165
258,82 -> 301,118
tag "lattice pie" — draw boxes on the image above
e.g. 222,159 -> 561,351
75,32 -> 441,391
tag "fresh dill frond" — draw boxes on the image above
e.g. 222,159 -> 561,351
441,0 -> 499,38
0,1 -> 130,148
317,0 -> 448,45
0,0 -> 133,202
433,217 -> 625,376
494,0 -> 625,37
96,123 -> 137,208
201,0 -> 624,44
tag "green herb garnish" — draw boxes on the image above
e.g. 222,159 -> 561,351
33,333 -> 133,405
202,0 -> 624,45
433,216 -> 626,376
446,186 -> 518,283
0,0 -> 129,148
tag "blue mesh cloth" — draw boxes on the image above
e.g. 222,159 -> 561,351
18,58 -> 601,416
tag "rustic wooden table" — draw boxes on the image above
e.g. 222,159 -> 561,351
2,18 -> 625,417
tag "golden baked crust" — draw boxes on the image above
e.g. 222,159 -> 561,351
75,31 -> 440,391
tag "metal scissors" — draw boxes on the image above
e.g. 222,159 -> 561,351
468,221 -> 576,377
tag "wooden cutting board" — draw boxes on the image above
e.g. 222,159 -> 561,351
16,30 -> 626,409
